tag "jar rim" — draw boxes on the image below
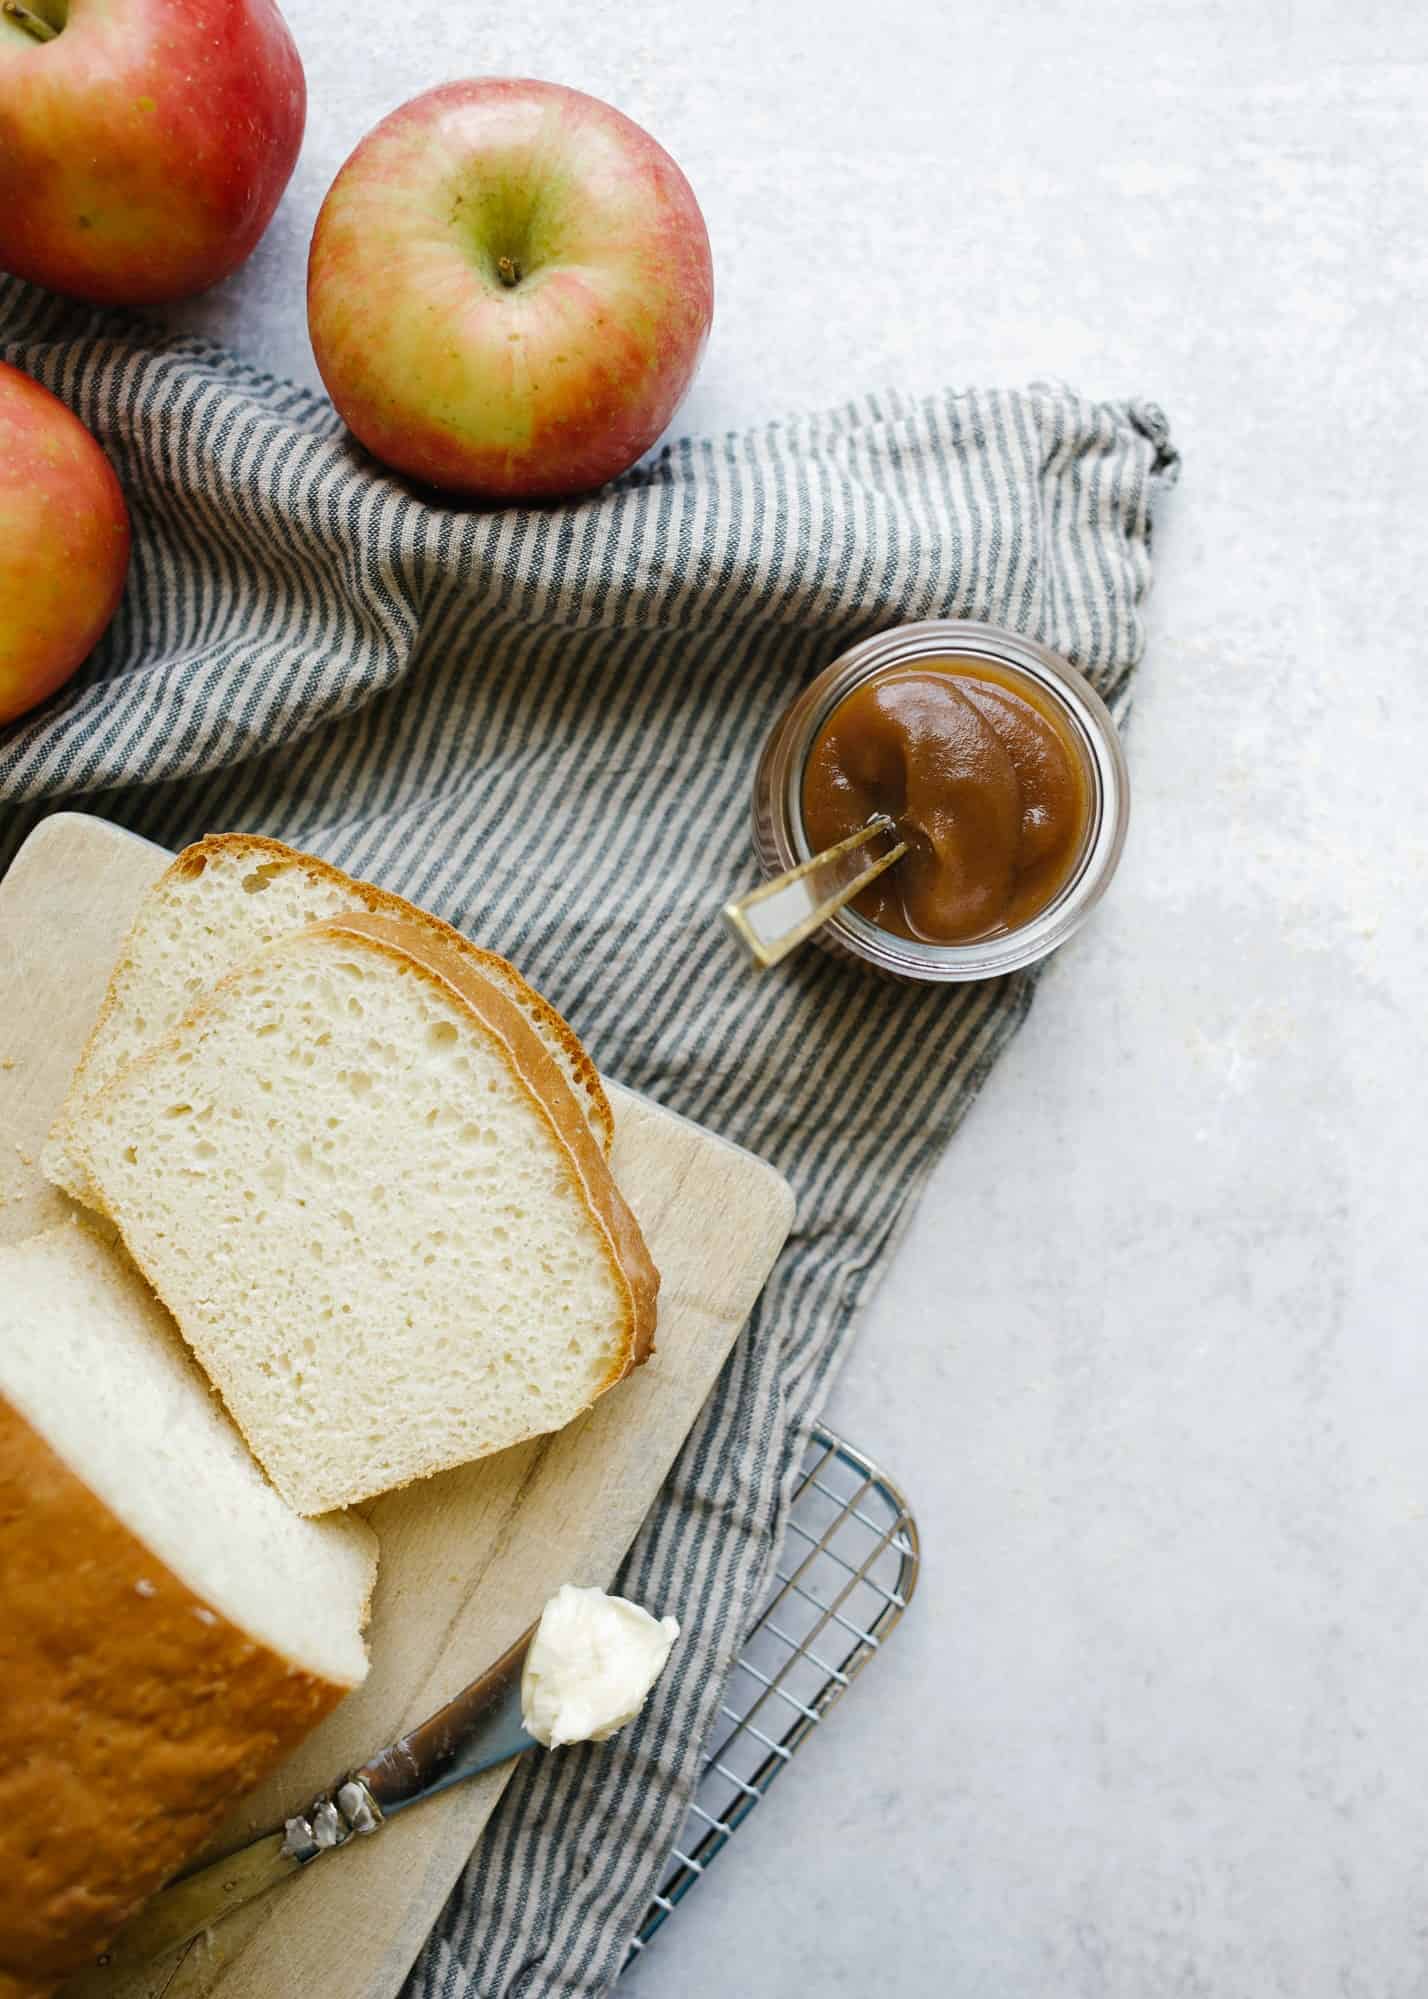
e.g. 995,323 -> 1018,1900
753,619 -> 1131,983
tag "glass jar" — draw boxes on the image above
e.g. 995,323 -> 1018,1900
751,619 -> 1130,982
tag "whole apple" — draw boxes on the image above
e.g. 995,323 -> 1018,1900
307,80 -> 715,502
0,361 -> 129,726
0,0 -> 305,305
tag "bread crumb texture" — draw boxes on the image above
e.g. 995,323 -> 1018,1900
44,833 -> 612,1204
75,928 -> 644,1513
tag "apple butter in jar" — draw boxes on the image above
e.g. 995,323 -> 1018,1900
801,656 -> 1090,945
751,620 -> 1130,981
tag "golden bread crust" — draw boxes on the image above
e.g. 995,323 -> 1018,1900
0,1397 -> 355,1987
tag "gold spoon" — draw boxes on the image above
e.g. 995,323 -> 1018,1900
723,816 -> 907,969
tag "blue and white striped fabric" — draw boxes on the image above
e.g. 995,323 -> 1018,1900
0,274 -> 1177,1998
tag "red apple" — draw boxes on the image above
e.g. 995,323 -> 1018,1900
307,79 -> 714,502
0,0 -> 305,305
0,361 -> 129,726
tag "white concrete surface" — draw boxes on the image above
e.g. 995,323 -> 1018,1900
164,2 -> 1428,1991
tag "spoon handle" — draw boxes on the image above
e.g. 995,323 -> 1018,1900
724,817 -> 907,969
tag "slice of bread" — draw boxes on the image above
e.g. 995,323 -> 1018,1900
0,1221 -> 377,1992
67,913 -> 660,1517
43,832 -> 613,1206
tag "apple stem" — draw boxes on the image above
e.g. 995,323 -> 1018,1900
2,0 -> 59,40
497,255 -> 521,288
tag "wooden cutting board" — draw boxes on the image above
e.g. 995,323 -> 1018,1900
0,813 -> 794,1999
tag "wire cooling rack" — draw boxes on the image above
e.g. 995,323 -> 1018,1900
625,1425 -> 920,1965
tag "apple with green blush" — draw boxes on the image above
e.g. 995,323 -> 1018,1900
0,0 -> 305,305
307,79 -> 715,503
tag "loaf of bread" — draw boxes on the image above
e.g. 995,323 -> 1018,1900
0,1221 -> 377,1993
66,912 -> 660,1516
43,832 -> 614,1206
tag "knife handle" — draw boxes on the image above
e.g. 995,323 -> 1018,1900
93,1829 -> 307,1972
93,1775 -> 386,1972
94,1626 -> 538,1973
279,1774 -> 386,1861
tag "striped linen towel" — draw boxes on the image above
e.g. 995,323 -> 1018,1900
0,274 -> 1178,1998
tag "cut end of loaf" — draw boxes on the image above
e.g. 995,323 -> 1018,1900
0,1220 -> 376,1683
0,1221 -> 377,1985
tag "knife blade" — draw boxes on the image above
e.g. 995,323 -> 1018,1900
96,1623 -> 538,1972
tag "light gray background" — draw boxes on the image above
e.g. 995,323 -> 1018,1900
165,3 -> 1428,1992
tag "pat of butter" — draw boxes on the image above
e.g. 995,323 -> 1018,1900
522,1584 -> 679,1749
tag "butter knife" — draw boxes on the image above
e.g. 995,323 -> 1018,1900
96,1623 -> 538,1972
